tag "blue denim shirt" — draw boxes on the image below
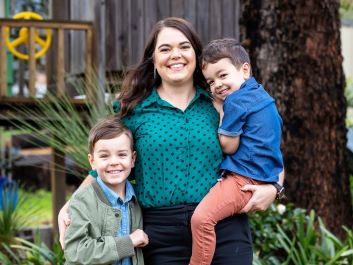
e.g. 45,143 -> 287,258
96,177 -> 135,265
219,77 -> 283,182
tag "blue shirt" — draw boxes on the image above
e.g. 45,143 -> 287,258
114,87 -> 223,208
96,177 -> 135,265
219,77 -> 283,182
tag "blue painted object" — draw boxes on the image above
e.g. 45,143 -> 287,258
0,176 -> 18,211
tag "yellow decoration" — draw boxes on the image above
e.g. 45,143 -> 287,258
5,12 -> 52,60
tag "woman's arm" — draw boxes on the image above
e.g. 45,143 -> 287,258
58,174 -> 95,248
240,169 -> 285,213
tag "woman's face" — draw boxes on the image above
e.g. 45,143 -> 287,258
153,27 -> 196,86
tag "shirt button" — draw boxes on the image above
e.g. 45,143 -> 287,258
115,213 -> 119,217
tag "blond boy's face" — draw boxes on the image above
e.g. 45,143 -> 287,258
202,58 -> 250,101
88,134 -> 136,192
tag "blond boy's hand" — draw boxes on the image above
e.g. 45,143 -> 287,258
129,229 -> 149,247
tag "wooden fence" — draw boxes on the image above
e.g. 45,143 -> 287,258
67,0 -> 241,72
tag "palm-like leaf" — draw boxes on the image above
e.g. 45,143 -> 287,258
7,78 -> 116,178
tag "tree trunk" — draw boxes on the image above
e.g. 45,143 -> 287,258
241,0 -> 352,236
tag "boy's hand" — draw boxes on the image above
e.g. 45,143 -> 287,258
129,229 -> 149,247
212,98 -> 224,125
212,97 -> 224,114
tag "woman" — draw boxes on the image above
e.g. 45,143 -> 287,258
59,17 -> 283,264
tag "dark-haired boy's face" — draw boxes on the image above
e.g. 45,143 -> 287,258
88,134 -> 136,194
203,58 -> 250,101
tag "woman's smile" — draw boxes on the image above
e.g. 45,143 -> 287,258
153,27 -> 196,85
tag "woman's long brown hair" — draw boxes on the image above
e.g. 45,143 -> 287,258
117,17 -> 208,117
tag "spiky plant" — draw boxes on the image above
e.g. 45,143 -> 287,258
8,77 -> 116,178
0,185 -> 41,252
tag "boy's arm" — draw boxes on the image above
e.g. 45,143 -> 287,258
214,98 -> 242,155
64,194 -> 136,264
218,134 -> 240,155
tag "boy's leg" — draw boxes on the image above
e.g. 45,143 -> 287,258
189,174 -> 257,265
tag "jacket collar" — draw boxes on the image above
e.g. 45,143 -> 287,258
92,181 -> 137,206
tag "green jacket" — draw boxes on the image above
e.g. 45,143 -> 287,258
64,181 -> 144,265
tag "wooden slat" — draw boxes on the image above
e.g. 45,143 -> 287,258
196,0 -> 210,45
144,0 -> 157,44
56,28 -> 65,97
209,0 -> 222,40
130,0 -> 145,65
70,0 -> 94,73
184,0 -> 197,26
105,0 -> 120,70
0,19 -> 93,30
20,147 -> 52,156
0,26 -> 7,96
157,0 -> 170,19
28,27 -> 36,97
171,0 -> 184,17
222,0 -> 235,38
51,147 -> 66,236
85,28 -> 93,85
122,0 -> 132,66
93,0 -> 106,107
234,0 -> 240,41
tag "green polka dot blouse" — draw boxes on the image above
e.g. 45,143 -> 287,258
115,87 -> 223,208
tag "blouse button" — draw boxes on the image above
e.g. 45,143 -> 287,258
115,213 -> 119,217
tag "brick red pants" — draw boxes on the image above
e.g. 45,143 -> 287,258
189,172 -> 262,265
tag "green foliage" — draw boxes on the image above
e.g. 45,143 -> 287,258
0,187 -> 41,247
351,175 -> 353,205
345,78 -> 353,127
252,203 -> 353,264
17,189 -> 52,226
250,203 -> 304,263
277,212 -> 353,265
0,187 -> 63,264
0,237 -> 65,265
340,0 -> 353,19
9,79 -> 116,178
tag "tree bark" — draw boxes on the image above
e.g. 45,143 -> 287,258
241,0 -> 352,236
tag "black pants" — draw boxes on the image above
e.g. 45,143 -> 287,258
143,204 -> 253,265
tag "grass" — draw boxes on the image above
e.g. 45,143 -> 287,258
16,189 -> 73,227
17,189 -> 52,227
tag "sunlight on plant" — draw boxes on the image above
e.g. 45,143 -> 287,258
17,189 -> 52,226
0,237 -> 65,265
341,0 -> 353,19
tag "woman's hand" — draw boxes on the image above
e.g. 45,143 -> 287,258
239,184 -> 277,213
58,174 -> 95,248
58,201 -> 71,249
